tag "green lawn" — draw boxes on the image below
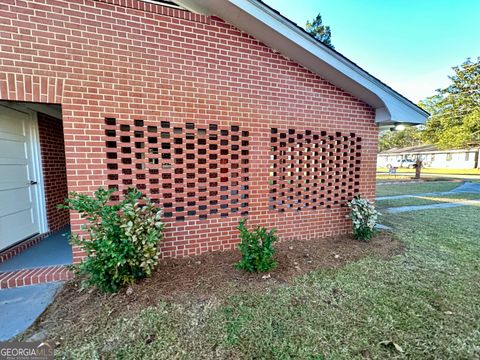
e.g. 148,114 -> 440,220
376,181 -> 461,197
376,192 -> 480,209
51,187 -> 480,359
377,167 -> 480,175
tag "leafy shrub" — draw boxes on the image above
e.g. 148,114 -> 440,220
347,195 -> 380,241
61,188 -> 164,292
235,219 -> 278,272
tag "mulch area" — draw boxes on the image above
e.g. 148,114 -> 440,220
147,230 -> 402,300
21,231 -> 402,341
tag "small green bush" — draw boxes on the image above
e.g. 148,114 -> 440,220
61,188 -> 164,292
235,219 -> 277,272
347,195 -> 380,241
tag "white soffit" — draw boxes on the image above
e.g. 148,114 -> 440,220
175,0 -> 429,125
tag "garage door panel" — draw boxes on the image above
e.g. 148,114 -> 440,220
0,164 -> 29,189
0,187 -> 32,217
0,105 -> 40,251
0,138 -> 26,161
0,209 -> 37,250
0,115 -> 25,136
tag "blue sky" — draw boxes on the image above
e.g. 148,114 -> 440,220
263,0 -> 479,103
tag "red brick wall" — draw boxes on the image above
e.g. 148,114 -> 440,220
0,0 -> 378,263
37,112 -> 70,231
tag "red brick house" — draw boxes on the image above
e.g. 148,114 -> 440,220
0,0 -> 428,279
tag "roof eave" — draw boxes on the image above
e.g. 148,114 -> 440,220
175,0 -> 429,125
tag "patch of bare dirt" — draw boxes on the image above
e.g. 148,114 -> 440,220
21,231 -> 402,341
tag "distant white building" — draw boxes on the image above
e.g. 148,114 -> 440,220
378,145 -> 480,169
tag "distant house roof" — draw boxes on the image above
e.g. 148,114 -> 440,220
380,145 -> 439,154
174,0 -> 429,125
379,145 -> 479,155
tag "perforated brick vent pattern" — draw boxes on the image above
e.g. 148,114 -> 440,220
269,128 -> 362,211
105,118 -> 250,221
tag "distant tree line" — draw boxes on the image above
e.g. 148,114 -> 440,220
380,57 -> 480,151
304,13 -> 478,151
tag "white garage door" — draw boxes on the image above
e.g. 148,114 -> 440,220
0,105 -> 42,251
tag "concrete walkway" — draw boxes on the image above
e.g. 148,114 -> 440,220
377,182 -> 480,201
0,228 -> 71,339
386,199 -> 480,214
379,183 -> 480,214
375,223 -> 393,231
376,191 -> 448,201
0,227 -> 72,272
450,182 -> 480,194
0,282 -> 62,340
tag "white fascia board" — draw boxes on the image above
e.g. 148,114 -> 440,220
175,0 -> 428,125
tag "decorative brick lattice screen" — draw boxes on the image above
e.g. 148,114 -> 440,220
269,128 -> 362,211
104,118 -> 250,221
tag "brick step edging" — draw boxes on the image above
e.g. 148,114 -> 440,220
0,233 -> 50,264
0,266 -> 73,289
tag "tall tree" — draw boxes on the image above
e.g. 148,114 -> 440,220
306,13 -> 334,49
419,57 -> 480,149
379,126 -> 423,151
